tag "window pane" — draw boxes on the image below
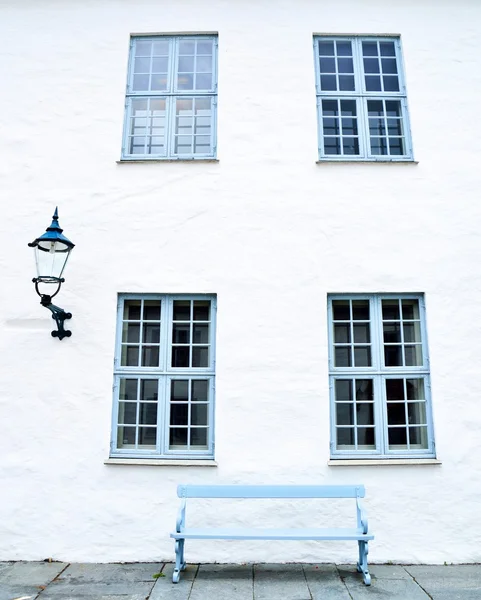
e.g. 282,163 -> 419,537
408,402 -> 426,425
362,42 -> 378,56
404,345 -> 423,366
194,301 -> 211,320
337,428 -> 354,447
141,379 -> 158,401
384,323 -> 401,343
192,404 -> 208,426
118,402 -> 137,425
380,42 -> 396,56
403,322 -> 421,343
191,428 -> 208,447
143,323 -> 160,343
173,323 -> 190,343
319,41 -> 334,56
142,346 -> 159,367
382,300 -> 400,320
138,427 -> 156,446
357,427 -> 375,448
352,300 -> 369,320
336,403 -> 354,426
357,404 -> 374,426
139,403 -> 157,425
320,75 -> 336,91
117,426 -> 136,447
192,347 -> 209,367
335,347 -> 351,367
387,403 -> 406,425
124,300 -> 141,320
320,57 -> 336,72
336,41 -> 352,56
402,300 -> 420,320
406,378 -> 425,400
353,323 -> 370,343
386,379 -> 404,400
170,404 -> 188,426
388,427 -> 407,448
122,323 -> 140,343
170,428 -> 188,447
334,324 -> 350,343
119,379 -> 138,401
356,379 -> 373,401
354,347 -> 371,367
193,324 -> 209,343
192,380 -> 209,401
122,346 -> 139,367
339,76 -> 355,91
335,379 -> 352,400
332,300 -> 350,320
385,345 -> 403,366
174,301 -> 191,320
171,380 -> 189,401
143,301 -> 161,320
172,346 -> 190,367
409,427 -> 428,448
322,99 -> 339,116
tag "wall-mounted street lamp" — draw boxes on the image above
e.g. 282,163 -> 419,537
28,208 -> 75,340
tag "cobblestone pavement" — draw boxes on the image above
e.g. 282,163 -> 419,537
1,562 -> 481,600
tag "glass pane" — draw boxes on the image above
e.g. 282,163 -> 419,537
370,137 -> 388,155
172,347 -> 190,367
122,323 -> 140,343
337,57 -> 353,72
335,347 -> 351,367
409,427 -> 428,448
133,74 -> 150,91
140,379 -> 158,401
388,427 -> 407,447
338,76 -> 355,91
389,138 -> 404,155
170,404 -> 188,426
143,324 -> 160,344
322,99 -> 339,116
195,73 -> 212,90
335,379 -> 352,401
382,58 -> 398,74
124,301 -> 141,320
138,427 -> 156,446
332,300 -> 350,320
319,41 -> 334,56
320,75 -> 336,91
386,379 -> 404,401
119,378 -> 138,401
171,380 -> 189,401
134,57 -> 150,73
118,402 -> 136,425
174,300 -> 191,320
173,323 -> 190,344
404,345 -> 423,366
197,41 -> 213,55
129,136 -> 146,154
353,323 -> 369,343
142,346 -> 159,367
387,403 -> 406,425
324,137 -> 341,155
319,57 -> 335,72
334,324 -> 350,343
191,428 -> 208,447
179,40 -> 195,54
337,428 -> 354,447
357,427 -> 375,448
384,323 -> 401,343
385,345 -> 403,366
403,322 -> 421,343
369,118 -> 385,136
365,76 -> 382,91
122,346 -> 139,367
192,347 -> 209,367
352,300 -> 369,320
152,56 -> 168,72
179,56 -> 194,72
354,347 -> 371,367
367,100 -> 384,116
363,41 -> 378,56
192,380 -> 208,401
340,100 -> 356,116
336,403 -> 353,426
143,301 -> 161,320
356,379 -> 373,401
193,324 -> 209,343
336,41 -> 352,56
408,402 -> 426,425
382,300 -> 400,320
117,426 -> 136,447
343,137 -> 359,155
402,300 -> 420,320
151,74 -> 168,91
139,403 -> 157,425
197,56 -> 212,72
363,58 -> 380,73
383,76 -> 399,92
135,41 -> 152,57
170,428 -> 188,447
357,403 -> 374,426
152,40 -> 169,56
192,404 -> 208,426
341,118 -> 358,136
323,118 -> 340,135
406,378 -> 425,400
380,42 -> 396,56
386,101 -> 402,117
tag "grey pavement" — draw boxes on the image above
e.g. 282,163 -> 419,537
1,562 -> 481,600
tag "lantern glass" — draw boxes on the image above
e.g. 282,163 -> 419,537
34,240 -> 72,283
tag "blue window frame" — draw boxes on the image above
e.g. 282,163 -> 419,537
314,36 -> 413,161
111,294 -> 216,459
328,295 -> 435,459
122,35 -> 218,160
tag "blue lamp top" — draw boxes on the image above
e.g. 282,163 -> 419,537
29,207 -> 75,251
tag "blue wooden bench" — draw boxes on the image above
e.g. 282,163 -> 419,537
170,484 -> 374,585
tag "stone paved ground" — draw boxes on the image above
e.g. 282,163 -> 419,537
1,562 -> 481,600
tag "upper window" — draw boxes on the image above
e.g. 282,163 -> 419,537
314,37 -> 413,161
328,295 -> 435,459
122,35 -> 218,160
111,295 -> 216,459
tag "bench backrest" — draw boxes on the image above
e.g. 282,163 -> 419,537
177,484 -> 365,499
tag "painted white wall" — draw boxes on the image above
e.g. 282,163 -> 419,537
1,0 -> 481,564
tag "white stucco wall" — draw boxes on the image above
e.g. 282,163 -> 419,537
1,0 -> 481,564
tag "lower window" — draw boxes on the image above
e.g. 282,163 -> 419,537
110,294 -> 216,459
328,294 -> 435,459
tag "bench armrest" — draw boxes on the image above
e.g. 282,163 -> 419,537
176,498 -> 187,533
356,497 -> 369,534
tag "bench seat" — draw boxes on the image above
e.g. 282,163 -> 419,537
172,527 -> 374,541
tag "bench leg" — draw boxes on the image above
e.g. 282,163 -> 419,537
357,540 -> 371,585
173,539 -> 186,583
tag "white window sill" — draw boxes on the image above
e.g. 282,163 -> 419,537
116,158 -> 219,164
316,160 -> 418,165
328,458 -> 441,466
105,458 -> 217,467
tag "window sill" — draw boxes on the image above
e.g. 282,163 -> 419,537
316,160 -> 418,165
116,158 -> 219,164
328,458 -> 441,466
104,458 -> 218,467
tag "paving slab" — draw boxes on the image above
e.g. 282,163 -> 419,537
0,561 -> 67,600
303,563 -> 351,599
254,564 -> 311,600
406,565 -> 481,600
149,563 -> 197,600
58,563 -> 163,583
339,565 -> 430,599
189,564 -> 253,600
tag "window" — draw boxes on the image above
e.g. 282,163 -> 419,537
122,35 -> 218,160
328,295 -> 435,459
111,295 -> 216,459
314,37 -> 413,160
